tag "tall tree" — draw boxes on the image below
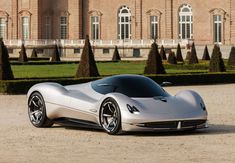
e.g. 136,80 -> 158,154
176,43 -> 184,62
209,44 -> 226,72
144,42 -> 166,74
75,35 -> 100,77
18,43 -> 28,62
0,38 -> 14,80
202,45 -> 210,60
188,42 -> 199,64
51,44 -> 61,62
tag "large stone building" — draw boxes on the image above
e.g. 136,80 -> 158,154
0,0 -> 234,57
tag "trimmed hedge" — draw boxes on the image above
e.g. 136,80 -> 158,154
1,73 -> 235,94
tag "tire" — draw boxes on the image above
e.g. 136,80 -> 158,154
100,97 -> 122,135
28,92 -> 53,127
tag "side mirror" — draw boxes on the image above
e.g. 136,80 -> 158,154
161,81 -> 173,87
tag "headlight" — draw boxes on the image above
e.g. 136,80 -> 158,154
126,104 -> 140,114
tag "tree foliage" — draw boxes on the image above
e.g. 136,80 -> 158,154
51,44 -> 61,62
18,43 -> 28,62
176,43 -> 184,62
188,42 -> 199,64
202,45 -> 210,60
209,44 -> 226,72
0,38 -> 14,80
112,46 -> 121,61
228,46 -> 235,65
75,35 -> 100,77
168,50 -> 177,64
144,42 -> 166,74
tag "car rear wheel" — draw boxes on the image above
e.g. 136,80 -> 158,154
28,92 -> 53,127
100,98 -> 121,135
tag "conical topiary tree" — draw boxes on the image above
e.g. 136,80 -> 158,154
0,38 -> 14,80
51,44 -> 61,62
188,42 -> 199,64
228,46 -> 235,65
202,45 -> 210,60
144,42 -> 166,74
112,46 -> 121,61
18,43 -> 28,62
186,51 -> 191,60
209,44 -> 226,72
31,48 -> 38,58
176,43 -> 184,62
160,45 -> 167,60
75,35 -> 100,77
167,51 -> 177,64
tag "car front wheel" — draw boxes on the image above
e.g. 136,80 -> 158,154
100,98 -> 121,135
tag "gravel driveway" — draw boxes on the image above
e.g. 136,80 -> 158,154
0,84 -> 235,163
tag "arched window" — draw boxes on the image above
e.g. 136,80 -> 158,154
60,16 -> 68,39
45,16 -> 51,39
179,4 -> 193,39
118,6 -> 131,39
150,16 -> 158,39
213,15 -> 222,43
22,16 -> 30,39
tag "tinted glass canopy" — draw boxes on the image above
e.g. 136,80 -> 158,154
91,75 -> 168,98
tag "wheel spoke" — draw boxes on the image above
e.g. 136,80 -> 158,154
103,114 -> 112,117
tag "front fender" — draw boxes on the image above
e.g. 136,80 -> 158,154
175,90 -> 206,111
95,93 -> 143,124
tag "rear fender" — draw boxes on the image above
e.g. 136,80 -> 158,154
27,82 -> 68,104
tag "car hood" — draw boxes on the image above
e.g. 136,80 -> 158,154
132,96 -> 200,115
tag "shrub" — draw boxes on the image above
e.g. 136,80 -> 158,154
31,48 -> 38,58
176,43 -> 184,62
160,45 -> 167,60
209,44 -> 226,72
168,50 -> 177,64
0,38 -> 14,80
228,46 -> 235,65
51,44 -> 61,62
202,45 -> 210,60
188,42 -> 199,64
18,43 -> 28,62
112,46 -> 121,61
75,35 -> 100,77
144,42 -> 166,74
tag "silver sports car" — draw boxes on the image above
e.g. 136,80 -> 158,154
27,75 -> 208,135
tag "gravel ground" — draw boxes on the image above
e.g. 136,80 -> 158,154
0,84 -> 235,163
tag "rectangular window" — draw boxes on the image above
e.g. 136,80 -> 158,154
150,16 -> 158,39
22,17 -> 29,39
0,18 -> 6,39
103,48 -> 110,54
91,16 -> 100,40
45,16 -> 51,39
213,15 -> 222,43
60,17 -> 68,39
74,48 -> 80,54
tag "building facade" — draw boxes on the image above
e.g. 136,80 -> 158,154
0,0 -> 235,45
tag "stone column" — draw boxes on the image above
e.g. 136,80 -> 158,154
11,0 -> 18,39
165,0 -> 173,39
134,0 -> 142,39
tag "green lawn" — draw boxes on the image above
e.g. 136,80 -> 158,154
11,61 -> 235,79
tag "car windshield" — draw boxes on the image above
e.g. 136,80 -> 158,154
91,75 -> 169,98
